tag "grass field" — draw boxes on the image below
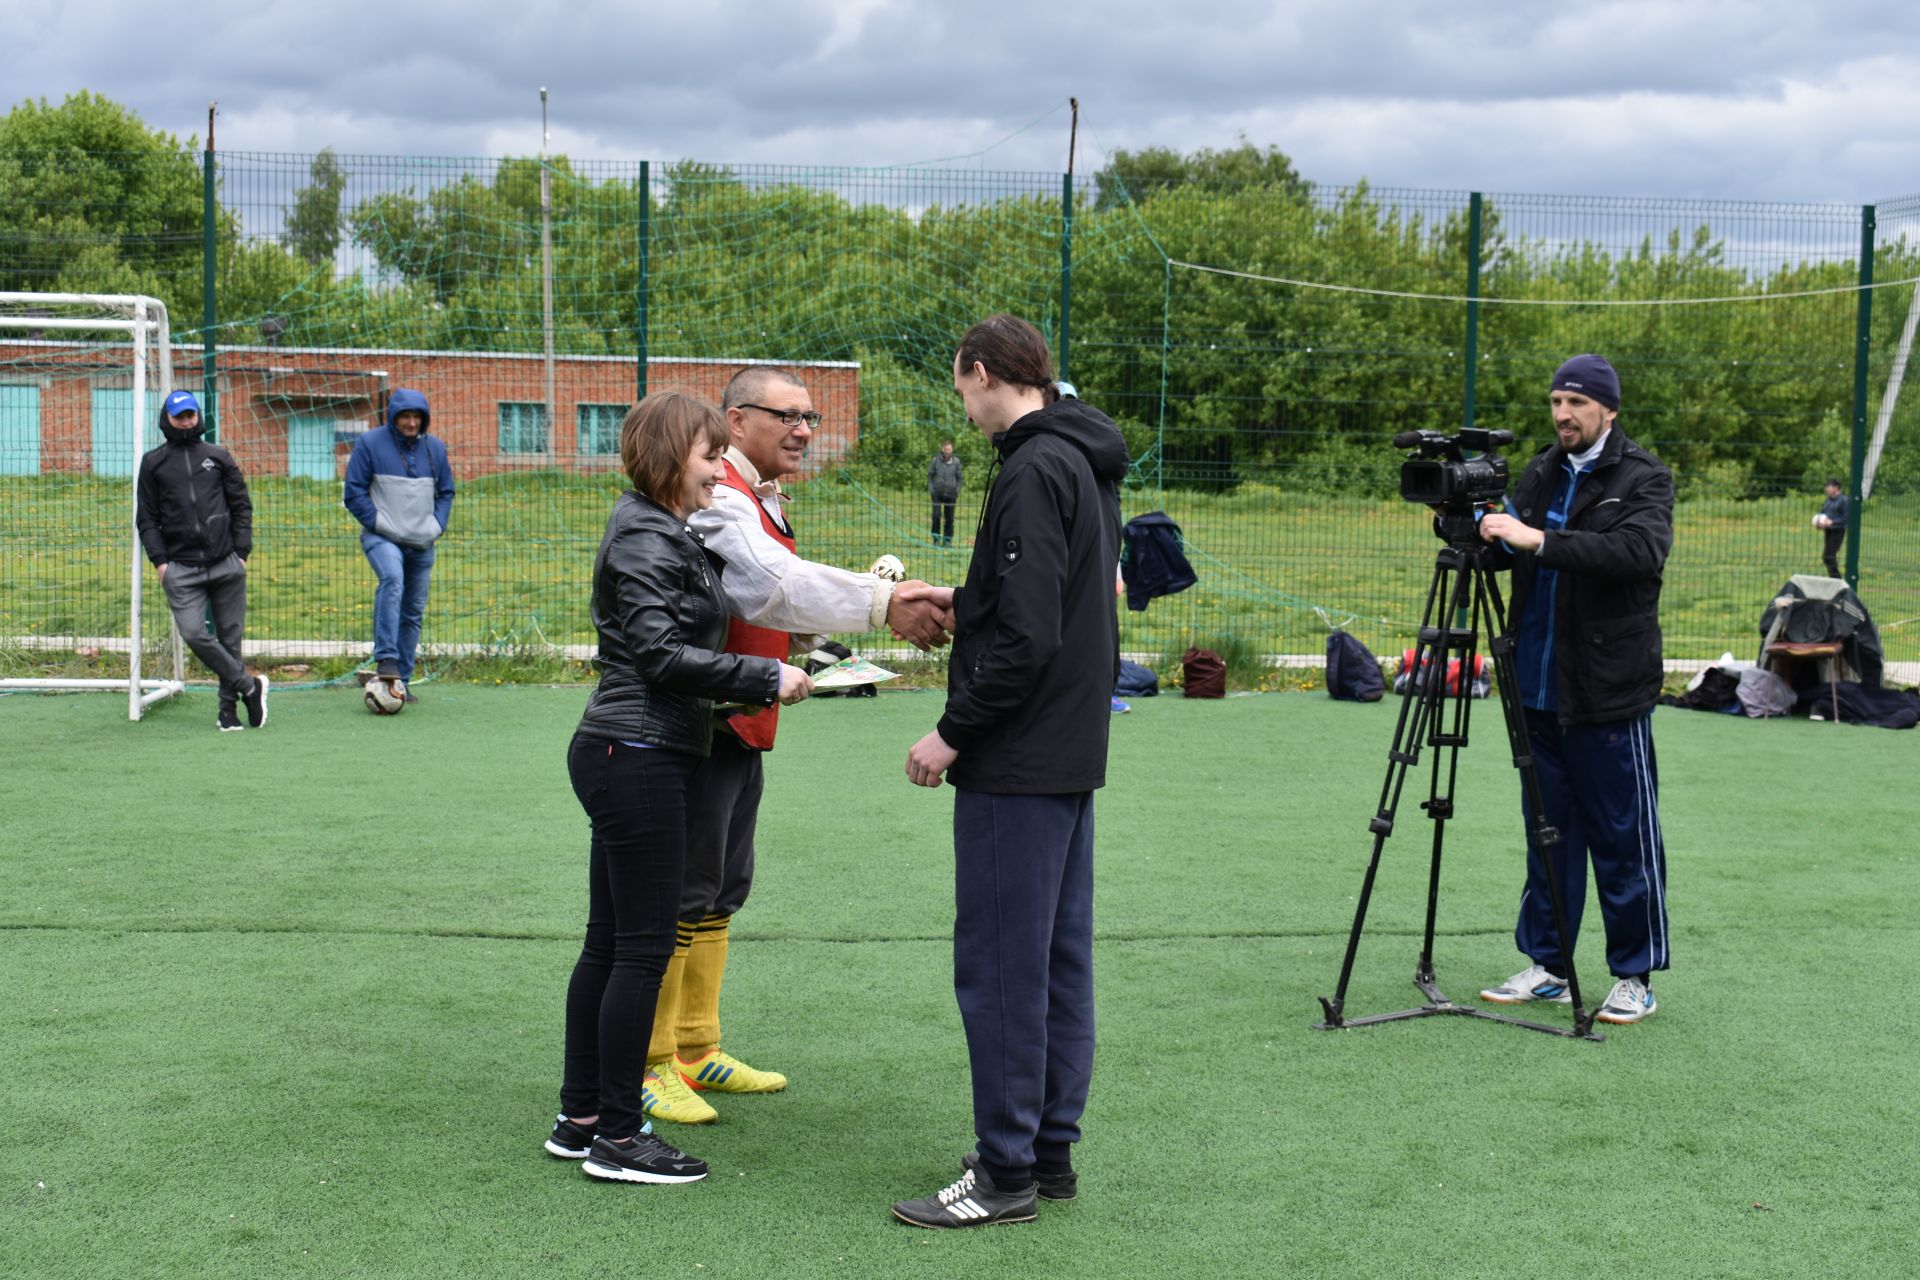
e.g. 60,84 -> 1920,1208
3,684 -> 1915,1278
6,472 -> 1918,671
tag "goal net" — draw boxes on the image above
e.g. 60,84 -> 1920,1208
0,292 -> 185,719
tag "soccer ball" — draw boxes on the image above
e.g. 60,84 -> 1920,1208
870,554 -> 906,582
1813,514 -> 1828,529
364,677 -> 406,715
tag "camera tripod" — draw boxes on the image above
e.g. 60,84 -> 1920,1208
1314,514 -> 1603,1041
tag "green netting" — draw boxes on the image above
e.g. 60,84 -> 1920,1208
3,144 -> 1919,677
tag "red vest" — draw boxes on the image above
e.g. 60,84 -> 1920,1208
717,459 -> 795,750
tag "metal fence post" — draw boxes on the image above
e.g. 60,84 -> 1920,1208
1847,203 -> 1875,585
1463,192 -> 1483,432
201,115 -> 218,437
636,160 -> 650,402
1059,171 -> 1073,385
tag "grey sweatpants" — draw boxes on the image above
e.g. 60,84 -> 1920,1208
160,553 -> 251,708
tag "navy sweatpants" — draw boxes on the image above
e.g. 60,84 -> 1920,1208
952,789 -> 1096,1186
1515,708 -> 1670,980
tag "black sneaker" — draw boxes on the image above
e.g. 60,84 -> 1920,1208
243,674 -> 269,728
217,709 -> 244,733
892,1165 -> 1037,1229
401,688 -> 418,704
581,1132 -> 708,1184
544,1114 -> 595,1160
962,1150 -> 1077,1201
376,660 -> 402,679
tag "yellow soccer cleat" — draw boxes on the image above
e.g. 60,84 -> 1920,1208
676,1048 -> 788,1094
642,1061 -> 718,1124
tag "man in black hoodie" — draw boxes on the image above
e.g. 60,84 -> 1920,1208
894,315 -> 1129,1230
136,390 -> 267,732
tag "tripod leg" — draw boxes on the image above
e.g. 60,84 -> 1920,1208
1318,559 -> 1458,1027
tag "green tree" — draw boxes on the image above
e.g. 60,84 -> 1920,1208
1091,139 -> 1310,211
0,90 -> 205,322
283,147 -> 348,266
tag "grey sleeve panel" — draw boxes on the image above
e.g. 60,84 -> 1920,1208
369,473 -> 444,547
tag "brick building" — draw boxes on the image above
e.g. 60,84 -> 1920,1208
0,340 -> 860,480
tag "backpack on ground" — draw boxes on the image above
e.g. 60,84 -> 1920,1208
1181,647 -> 1226,699
1325,631 -> 1384,702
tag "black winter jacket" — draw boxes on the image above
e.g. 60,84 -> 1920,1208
576,491 -> 781,754
938,398 -> 1130,793
135,421 -> 253,566
1494,428 -> 1674,725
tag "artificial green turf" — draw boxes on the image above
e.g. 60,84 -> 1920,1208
2,686 -> 1915,1278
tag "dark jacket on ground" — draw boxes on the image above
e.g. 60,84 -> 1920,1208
938,397 -> 1130,793
576,491 -> 782,754
135,416 -> 252,566
1492,427 -> 1674,726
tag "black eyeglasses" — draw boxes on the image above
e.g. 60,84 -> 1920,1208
739,403 -> 822,430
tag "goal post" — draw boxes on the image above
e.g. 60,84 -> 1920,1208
0,292 -> 185,720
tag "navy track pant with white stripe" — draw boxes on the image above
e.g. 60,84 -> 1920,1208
1514,708 -> 1670,980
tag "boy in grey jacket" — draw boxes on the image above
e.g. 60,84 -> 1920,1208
343,389 -> 456,701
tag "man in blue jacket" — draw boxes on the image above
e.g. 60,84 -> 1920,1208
1475,354 -> 1673,1026
343,389 -> 455,702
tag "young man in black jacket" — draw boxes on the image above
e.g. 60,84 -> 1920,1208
136,390 -> 267,732
895,314 -> 1129,1229
1476,354 -> 1673,1024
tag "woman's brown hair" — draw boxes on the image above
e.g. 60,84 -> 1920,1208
619,391 -> 730,508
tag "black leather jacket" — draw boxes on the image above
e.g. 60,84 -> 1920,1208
576,491 -> 780,753
1493,428 -> 1674,725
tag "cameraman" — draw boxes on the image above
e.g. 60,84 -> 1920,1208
1475,354 -> 1673,1025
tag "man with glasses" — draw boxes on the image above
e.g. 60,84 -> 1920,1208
137,389 -> 268,732
636,366 -> 955,1126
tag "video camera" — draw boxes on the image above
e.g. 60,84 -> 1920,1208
1395,428 -> 1513,509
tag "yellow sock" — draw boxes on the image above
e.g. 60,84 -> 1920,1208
647,923 -> 695,1064
676,914 -> 730,1059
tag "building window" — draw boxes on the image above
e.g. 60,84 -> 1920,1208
497,401 -> 549,454
577,403 -> 626,456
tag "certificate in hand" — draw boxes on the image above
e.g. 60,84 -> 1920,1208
808,657 -> 899,691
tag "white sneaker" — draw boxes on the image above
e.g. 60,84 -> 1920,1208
1596,977 -> 1657,1024
1479,963 -> 1572,1005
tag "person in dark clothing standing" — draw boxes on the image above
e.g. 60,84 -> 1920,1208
1815,477 -> 1848,578
927,438 -> 963,545
136,390 -> 267,732
894,314 -> 1129,1229
1476,354 -> 1673,1026
546,392 -> 812,1187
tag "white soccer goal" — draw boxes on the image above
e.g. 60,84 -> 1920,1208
0,292 -> 185,720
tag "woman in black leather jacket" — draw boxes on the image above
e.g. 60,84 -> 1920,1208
547,393 -> 812,1186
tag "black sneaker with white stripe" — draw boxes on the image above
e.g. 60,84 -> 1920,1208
543,1114 -> 595,1160
892,1165 -> 1037,1229
580,1132 -> 708,1184
962,1150 -> 1077,1200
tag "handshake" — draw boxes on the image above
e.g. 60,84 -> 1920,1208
871,555 -> 957,650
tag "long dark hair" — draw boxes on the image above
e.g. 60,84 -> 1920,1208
957,313 -> 1060,405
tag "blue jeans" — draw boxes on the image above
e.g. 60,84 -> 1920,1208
361,532 -> 435,679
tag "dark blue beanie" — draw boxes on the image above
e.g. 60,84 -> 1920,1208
1550,354 -> 1619,411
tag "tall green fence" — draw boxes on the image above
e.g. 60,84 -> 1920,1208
3,148 -> 1918,678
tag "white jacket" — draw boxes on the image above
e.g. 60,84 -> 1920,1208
688,447 -> 895,646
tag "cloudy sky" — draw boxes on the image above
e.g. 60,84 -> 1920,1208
12,0 -> 1920,202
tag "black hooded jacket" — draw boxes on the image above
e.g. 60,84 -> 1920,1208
938,397 -> 1131,793
135,415 -> 252,566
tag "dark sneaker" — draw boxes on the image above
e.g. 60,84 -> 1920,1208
544,1114 -> 595,1160
892,1165 -> 1037,1229
962,1150 -> 1077,1201
581,1132 -> 708,1185
243,674 -> 269,728
217,709 -> 244,733
401,688 -> 418,704
376,660 -> 402,679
